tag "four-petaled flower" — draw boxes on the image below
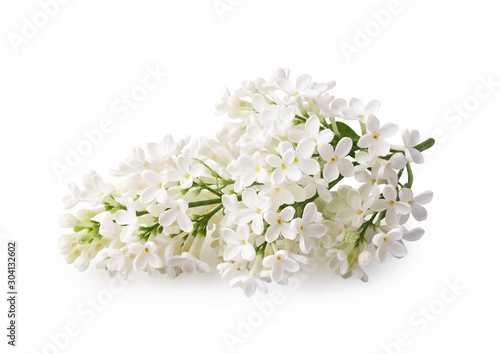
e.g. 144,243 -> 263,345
159,199 -> 193,232
221,225 -> 256,261
372,229 -> 407,262
115,198 -> 140,243
233,189 -> 272,235
318,137 -> 354,182
371,185 -> 411,227
263,206 -> 296,242
291,203 -> 327,254
263,250 -> 300,283
358,115 -> 398,156
128,241 -> 162,271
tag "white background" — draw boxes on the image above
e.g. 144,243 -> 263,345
1,1 -> 499,353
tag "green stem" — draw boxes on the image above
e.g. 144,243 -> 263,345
356,212 -> 378,246
195,181 -> 222,197
405,163 -> 413,188
188,198 -> 222,208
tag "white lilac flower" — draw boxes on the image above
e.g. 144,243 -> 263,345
398,189 -> 433,223
217,262 -> 243,279
262,250 -> 300,283
318,137 -> 354,182
233,189 -> 272,235
346,261 -> 369,282
302,175 -> 332,203
140,170 -> 169,204
326,249 -> 349,275
326,217 -> 347,242
377,153 -> 407,185
372,229 -> 407,262
221,225 -> 256,261
266,149 -> 302,185
337,189 -> 376,228
326,185 -> 352,214
355,163 -> 383,197
292,137 -> 320,175
277,74 -> 319,104
167,155 -> 204,188
260,183 -> 306,209
58,69 -> 434,297
329,98 -> 348,117
93,212 -> 121,247
229,274 -> 268,297
371,185 -> 411,227
159,199 -> 193,232
228,152 -> 268,192
289,114 -> 334,145
62,182 -> 83,209
402,129 -> 424,164
79,172 -> 114,207
100,248 -> 127,272
357,115 -> 398,156
221,194 -> 239,226
128,241 -> 162,271
147,134 -> 177,163
115,198 -> 140,243
341,98 -> 380,122
263,206 -> 296,242
291,203 -> 327,254
166,252 -> 211,275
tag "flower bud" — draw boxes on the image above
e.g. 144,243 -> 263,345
77,209 -> 95,221
74,254 -> 90,272
344,231 -> 360,244
59,213 -> 77,228
358,250 -> 372,267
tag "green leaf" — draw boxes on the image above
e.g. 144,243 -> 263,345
414,138 -> 435,152
336,122 -> 360,144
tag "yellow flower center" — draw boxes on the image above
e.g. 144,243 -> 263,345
293,157 -> 299,163
276,255 -> 282,260
184,173 -> 190,179
330,157 -> 337,162
145,248 -> 149,253
281,163 -> 286,169
255,166 -> 260,172
277,219 -> 282,225
382,237 -> 388,242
